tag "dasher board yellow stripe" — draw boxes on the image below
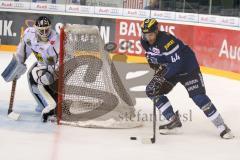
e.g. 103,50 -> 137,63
0,45 -> 17,52
1,45 -> 240,81
200,66 -> 240,81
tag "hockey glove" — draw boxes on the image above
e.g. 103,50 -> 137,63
146,74 -> 175,97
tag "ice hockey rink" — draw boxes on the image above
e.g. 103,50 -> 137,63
0,52 -> 239,160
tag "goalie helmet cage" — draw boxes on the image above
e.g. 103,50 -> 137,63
57,24 -> 141,128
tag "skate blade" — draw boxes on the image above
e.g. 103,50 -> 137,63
141,138 -> 155,144
159,128 -> 182,135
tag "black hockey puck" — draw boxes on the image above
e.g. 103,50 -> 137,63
130,137 -> 137,140
104,42 -> 117,52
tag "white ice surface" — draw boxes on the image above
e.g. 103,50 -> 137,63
0,53 -> 239,160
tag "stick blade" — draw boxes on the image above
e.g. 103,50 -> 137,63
8,112 -> 20,121
159,128 -> 182,135
141,138 -> 154,144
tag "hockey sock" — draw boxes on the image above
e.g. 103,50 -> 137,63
155,96 -> 175,120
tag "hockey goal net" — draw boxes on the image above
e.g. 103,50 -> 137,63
57,24 -> 141,128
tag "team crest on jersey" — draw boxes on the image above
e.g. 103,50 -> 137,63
50,40 -> 55,45
152,47 -> 160,54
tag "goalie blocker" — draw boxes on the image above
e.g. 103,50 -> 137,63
1,55 -> 27,82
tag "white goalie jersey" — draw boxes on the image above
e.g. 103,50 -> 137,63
16,27 -> 60,85
17,27 -> 59,66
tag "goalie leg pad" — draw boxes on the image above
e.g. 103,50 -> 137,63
1,55 -> 27,82
38,85 -> 57,113
37,83 -> 57,122
27,63 -> 47,109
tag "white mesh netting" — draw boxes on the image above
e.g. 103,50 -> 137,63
59,24 -> 141,128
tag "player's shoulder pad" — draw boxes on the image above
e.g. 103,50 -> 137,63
49,30 -> 59,46
23,27 -> 36,36
22,27 -> 36,44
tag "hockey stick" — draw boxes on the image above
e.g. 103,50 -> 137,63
142,96 -> 157,144
152,97 -> 157,143
141,70 -> 158,144
7,46 -> 27,120
7,79 -> 21,120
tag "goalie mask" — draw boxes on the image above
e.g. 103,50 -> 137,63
34,16 -> 52,42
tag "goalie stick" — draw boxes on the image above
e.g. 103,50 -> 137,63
7,46 -> 27,121
7,79 -> 21,120
8,79 -> 17,114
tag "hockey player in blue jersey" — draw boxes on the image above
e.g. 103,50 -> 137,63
140,18 -> 234,139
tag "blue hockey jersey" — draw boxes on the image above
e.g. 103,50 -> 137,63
141,31 -> 200,79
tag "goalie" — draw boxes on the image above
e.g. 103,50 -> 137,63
140,18 -> 234,139
2,16 -> 59,122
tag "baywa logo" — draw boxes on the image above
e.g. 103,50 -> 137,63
0,20 -> 17,37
